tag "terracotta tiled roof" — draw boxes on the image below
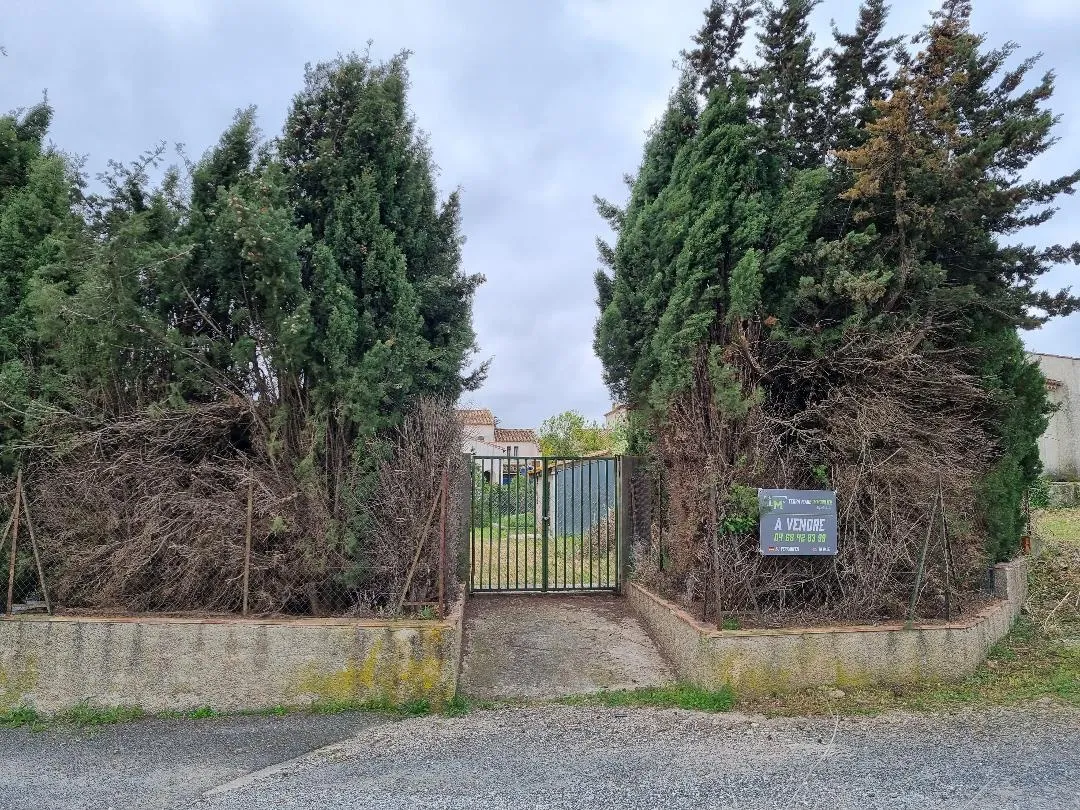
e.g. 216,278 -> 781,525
457,408 -> 494,426
494,428 -> 537,443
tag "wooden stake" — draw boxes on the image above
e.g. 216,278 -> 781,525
907,496 -> 936,629
242,478 -> 254,617
6,470 -> 22,615
19,481 -> 51,615
939,481 -> 952,622
396,465 -> 448,616
438,467 -> 447,620
0,499 -> 15,558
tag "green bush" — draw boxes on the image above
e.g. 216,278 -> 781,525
1030,477 -> 1052,510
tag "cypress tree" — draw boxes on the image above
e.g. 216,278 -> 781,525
753,0 -> 828,171
0,103 -> 82,469
834,0 -> 1080,557
684,0 -> 759,93
594,71 -> 700,405
596,0 -> 1080,608
826,0 -> 902,153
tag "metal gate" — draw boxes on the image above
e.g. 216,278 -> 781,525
469,456 -> 619,592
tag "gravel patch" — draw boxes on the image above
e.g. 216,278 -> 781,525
196,705 -> 1080,810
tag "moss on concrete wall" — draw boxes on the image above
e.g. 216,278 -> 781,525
629,559 -> 1027,695
0,604 -> 462,714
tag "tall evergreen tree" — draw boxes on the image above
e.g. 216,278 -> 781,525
279,53 -> 482,426
594,71 -> 700,404
753,0 -> 828,171
684,0 -> 759,93
826,0 -> 902,152
0,103 -> 82,470
833,0 -> 1080,557
596,0 -> 1080,603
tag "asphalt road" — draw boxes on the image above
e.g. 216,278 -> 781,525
1,705 -> 1077,810
0,712 -> 385,810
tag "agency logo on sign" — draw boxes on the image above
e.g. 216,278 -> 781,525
758,489 -> 837,556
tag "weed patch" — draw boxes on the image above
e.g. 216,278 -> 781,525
558,684 -> 735,713
0,706 -> 42,729
741,530 -> 1080,717
443,695 -> 469,717
55,703 -> 145,727
307,695 -> 433,718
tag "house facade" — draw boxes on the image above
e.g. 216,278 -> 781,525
1031,352 -> 1080,480
457,409 -> 540,483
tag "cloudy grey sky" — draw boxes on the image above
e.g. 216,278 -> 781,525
6,0 -> 1079,430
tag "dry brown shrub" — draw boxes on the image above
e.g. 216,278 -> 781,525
18,397 -> 466,617
357,398 -> 468,614
23,401 -> 344,614
642,325 -> 993,622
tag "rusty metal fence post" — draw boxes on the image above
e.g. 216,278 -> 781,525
616,455 -> 635,594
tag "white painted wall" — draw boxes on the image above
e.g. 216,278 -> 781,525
462,423 -> 495,448
1031,353 -> 1080,479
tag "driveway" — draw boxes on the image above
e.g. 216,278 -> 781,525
458,594 -> 674,699
1,705 -> 1077,809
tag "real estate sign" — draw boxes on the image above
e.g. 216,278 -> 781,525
758,489 -> 837,556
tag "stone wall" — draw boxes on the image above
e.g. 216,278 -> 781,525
629,559 -> 1027,695
0,598 -> 463,715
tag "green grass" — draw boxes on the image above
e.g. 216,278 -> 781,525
1,706 -> 42,729
307,695 -> 435,718
738,524 -> 1080,718
469,531 -> 616,590
1035,507 -> 1080,544
0,693 -> 463,731
444,694 -> 469,717
736,616 -> 1079,717
557,683 -> 736,713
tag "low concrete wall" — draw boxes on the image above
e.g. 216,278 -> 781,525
629,560 -> 1027,695
0,597 -> 464,715
1048,481 -> 1080,509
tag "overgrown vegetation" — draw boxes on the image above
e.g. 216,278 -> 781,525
1035,509 -> 1080,545
0,53 -> 479,615
0,692 -> 467,731
595,0 -> 1075,620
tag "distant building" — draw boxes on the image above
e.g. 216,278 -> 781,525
457,409 -> 540,483
1031,352 -> 1080,479
604,404 -> 629,430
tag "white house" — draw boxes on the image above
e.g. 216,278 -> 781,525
457,409 -> 540,483
1030,352 -> 1080,480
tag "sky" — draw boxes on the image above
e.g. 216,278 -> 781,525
5,0 -> 1079,430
